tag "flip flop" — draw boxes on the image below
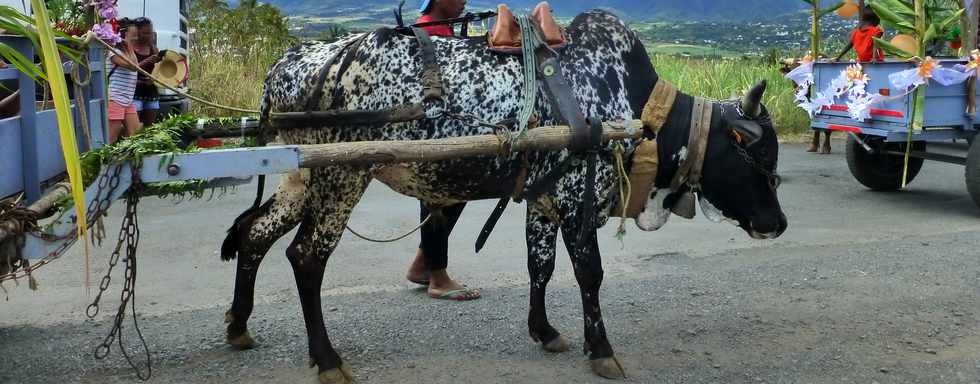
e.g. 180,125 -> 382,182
407,273 -> 430,286
429,287 -> 482,301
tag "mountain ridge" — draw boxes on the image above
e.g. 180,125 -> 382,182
233,0 -> 809,21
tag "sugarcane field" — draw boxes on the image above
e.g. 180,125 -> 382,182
3,0 -> 980,383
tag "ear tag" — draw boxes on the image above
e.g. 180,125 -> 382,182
671,191 -> 697,219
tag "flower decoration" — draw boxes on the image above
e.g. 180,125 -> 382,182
845,64 -> 869,85
966,50 -> 980,70
91,22 -> 120,45
917,57 -> 939,79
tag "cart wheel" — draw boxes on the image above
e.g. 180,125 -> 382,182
846,135 -> 925,191
965,137 -> 980,209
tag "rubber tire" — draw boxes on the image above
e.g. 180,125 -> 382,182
846,135 -> 925,191
965,137 -> 980,209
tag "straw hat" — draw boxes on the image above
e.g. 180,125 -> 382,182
151,50 -> 188,90
837,0 -> 860,18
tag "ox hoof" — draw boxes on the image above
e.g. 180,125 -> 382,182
318,362 -> 354,384
591,357 -> 627,380
226,331 -> 256,350
542,335 -> 570,353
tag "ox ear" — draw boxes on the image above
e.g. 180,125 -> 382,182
740,80 -> 767,119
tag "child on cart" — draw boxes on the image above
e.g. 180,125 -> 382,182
811,3 -> 884,154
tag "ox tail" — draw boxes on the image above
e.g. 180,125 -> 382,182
222,94 -> 273,262
220,197 -> 273,261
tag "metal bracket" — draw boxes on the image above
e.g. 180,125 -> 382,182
848,131 -> 874,154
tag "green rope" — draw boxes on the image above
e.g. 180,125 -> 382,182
514,14 -> 542,141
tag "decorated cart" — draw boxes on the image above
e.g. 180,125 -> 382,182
790,0 -> 980,207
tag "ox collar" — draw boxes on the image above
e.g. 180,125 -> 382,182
667,96 -> 713,219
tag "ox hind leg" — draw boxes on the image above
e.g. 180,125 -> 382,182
223,170 -> 310,349
286,167 -> 370,384
560,224 -> 626,379
525,204 -> 571,353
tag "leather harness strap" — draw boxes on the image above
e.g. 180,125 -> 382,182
475,19 -> 596,253
305,34 -> 369,113
670,97 -> 712,191
411,27 -> 445,102
641,80 -> 679,134
271,28 -> 445,130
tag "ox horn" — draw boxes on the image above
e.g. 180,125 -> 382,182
741,80 -> 767,118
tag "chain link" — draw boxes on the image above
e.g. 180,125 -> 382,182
86,166 -> 152,381
732,140 -> 781,190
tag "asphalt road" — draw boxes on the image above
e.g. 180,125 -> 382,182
2,142 -> 980,384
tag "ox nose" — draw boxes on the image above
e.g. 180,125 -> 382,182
750,213 -> 787,239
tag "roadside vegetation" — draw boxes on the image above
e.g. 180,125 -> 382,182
653,54 -> 810,136
189,3 -> 810,135
187,0 -> 297,117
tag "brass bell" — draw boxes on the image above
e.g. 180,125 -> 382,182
670,191 -> 697,219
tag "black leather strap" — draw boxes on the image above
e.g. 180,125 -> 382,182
410,11 -> 497,29
574,117 -> 604,253
522,156 -> 580,203
474,197 -> 509,253
329,34 -> 371,109
535,53 -> 590,153
306,34 -> 370,113
411,27 -> 445,102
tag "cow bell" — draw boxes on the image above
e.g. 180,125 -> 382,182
670,191 -> 697,219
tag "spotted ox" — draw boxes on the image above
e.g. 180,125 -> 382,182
220,10 -> 787,383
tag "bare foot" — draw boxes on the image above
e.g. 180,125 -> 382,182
405,248 -> 430,285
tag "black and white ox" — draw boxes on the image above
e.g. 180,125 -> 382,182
220,10 -> 787,383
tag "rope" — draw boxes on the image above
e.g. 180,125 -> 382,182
87,34 -> 260,114
345,214 -> 432,243
514,15 -> 540,141
613,143 -> 631,244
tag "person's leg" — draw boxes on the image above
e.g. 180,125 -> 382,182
406,201 -> 432,284
821,130 -> 832,154
108,120 -> 124,144
807,130 -> 820,152
107,101 -> 126,144
418,202 -> 479,300
123,105 -> 142,137
141,100 -> 159,125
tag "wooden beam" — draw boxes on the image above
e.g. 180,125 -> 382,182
0,182 -> 69,242
298,119 -> 643,167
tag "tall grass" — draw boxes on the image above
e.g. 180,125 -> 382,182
187,0 -> 296,117
652,54 -> 810,138
189,13 -> 811,138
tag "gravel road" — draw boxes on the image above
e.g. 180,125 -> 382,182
2,142 -> 980,384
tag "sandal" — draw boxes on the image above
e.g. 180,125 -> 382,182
429,287 -> 482,301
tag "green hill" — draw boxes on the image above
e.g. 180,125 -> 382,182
236,0 -> 807,21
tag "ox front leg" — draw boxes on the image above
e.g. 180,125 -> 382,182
561,225 -> 626,380
525,205 -> 570,353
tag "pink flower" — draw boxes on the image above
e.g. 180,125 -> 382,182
91,22 -> 120,45
99,6 -> 117,20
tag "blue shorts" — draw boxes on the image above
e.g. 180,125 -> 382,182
133,99 -> 160,111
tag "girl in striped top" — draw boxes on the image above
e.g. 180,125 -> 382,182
107,21 -> 141,143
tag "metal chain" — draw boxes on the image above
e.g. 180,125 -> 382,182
86,167 -> 152,381
732,140 -> 781,190
0,163 -> 123,283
